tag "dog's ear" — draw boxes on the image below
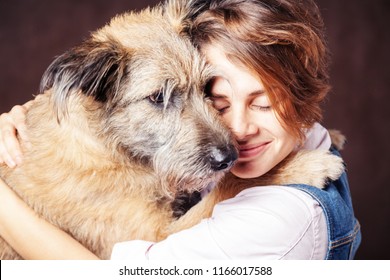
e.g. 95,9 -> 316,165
40,38 -> 129,119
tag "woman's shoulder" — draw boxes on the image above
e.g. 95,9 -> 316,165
214,185 -> 320,217
209,186 -> 327,259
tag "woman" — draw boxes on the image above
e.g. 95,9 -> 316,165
0,0 -> 361,259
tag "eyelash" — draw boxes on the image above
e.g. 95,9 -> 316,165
215,105 -> 271,115
211,104 -> 227,114
251,105 -> 272,111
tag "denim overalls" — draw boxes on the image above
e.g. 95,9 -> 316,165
287,147 -> 362,259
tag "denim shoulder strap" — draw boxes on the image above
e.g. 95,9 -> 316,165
286,147 -> 361,259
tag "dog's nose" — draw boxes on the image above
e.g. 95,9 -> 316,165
210,145 -> 238,171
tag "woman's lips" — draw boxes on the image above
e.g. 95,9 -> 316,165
238,142 -> 271,159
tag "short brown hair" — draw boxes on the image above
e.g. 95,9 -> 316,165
188,0 -> 330,142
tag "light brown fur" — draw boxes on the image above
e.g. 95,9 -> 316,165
0,0 -> 344,259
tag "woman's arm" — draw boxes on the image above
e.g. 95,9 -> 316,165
111,187 -> 326,260
0,177 -> 99,259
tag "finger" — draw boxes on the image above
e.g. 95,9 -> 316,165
0,114 -> 22,167
10,105 -> 30,146
0,136 -> 17,168
2,127 -> 23,166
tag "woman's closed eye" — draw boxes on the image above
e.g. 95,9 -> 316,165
251,104 -> 272,111
211,97 -> 230,114
251,95 -> 272,111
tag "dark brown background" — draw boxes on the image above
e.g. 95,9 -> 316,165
0,0 -> 389,259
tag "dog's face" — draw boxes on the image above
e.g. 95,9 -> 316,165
40,1 -> 237,196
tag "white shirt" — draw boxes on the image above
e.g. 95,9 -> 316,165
111,123 -> 331,259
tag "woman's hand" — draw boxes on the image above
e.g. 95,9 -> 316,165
0,101 -> 33,167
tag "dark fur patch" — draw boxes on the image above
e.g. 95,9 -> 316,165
40,38 -> 129,104
171,190 -> 202,218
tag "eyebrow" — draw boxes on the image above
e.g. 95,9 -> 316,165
248,90 -> 266,97
210,89 -> 266,98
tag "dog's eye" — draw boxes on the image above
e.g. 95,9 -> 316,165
149,91 -> 165,104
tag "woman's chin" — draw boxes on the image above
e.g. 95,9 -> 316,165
230,162 -> 268,179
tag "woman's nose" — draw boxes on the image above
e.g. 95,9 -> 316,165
229,108 -> 258,140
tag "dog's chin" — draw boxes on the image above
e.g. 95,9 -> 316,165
177,169 -> 228,194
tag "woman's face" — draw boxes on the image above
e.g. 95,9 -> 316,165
204,45 -> 298,178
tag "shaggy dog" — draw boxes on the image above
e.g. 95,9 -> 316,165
0,0 -> 344,259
